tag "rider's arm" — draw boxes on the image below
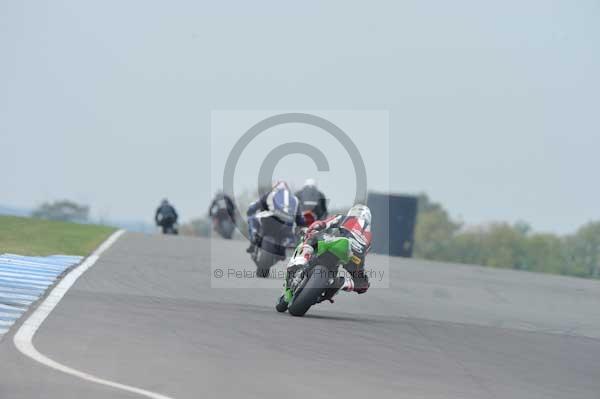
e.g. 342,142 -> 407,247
259,192 -> 269,210
294,196 -> 305,226
246,201 -> 259,216
247,193 -> 268,216
295,212 -> 305,227
311,214 -> 343,232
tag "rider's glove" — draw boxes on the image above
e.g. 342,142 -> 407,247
306,220 -> 326,238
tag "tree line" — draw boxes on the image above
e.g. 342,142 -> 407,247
30,197 -> 599,279
414,194 -> 600,279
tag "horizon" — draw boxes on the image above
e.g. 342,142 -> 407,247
2,1 -> 599,234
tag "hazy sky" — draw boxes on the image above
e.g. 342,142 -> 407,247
1,1 -> 598,233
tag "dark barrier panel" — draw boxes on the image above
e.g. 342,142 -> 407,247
367,192 -> 417,257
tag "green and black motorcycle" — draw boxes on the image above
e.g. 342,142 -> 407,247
276,233 -> 352,316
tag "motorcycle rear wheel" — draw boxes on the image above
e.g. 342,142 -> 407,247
255,249 -> 277,278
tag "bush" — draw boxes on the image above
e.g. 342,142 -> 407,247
414,194 -> 600,279
32,200 -> 89,223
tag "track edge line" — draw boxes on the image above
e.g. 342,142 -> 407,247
13,230 -> 175,399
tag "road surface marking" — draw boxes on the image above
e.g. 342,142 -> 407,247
13,230 -> 175,399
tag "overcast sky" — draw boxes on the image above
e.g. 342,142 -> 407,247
1,1 -> 598,233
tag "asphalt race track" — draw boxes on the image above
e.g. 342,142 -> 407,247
1,233 -> 600,398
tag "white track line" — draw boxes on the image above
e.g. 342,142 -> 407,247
13,230 -> 175,399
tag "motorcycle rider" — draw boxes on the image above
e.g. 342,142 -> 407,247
209,191 -> 236,223
295,178 -> 328,221
288,204 -> 372,296
155,199 -> 179,234
246,181 -> 305,253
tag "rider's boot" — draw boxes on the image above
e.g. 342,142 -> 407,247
246,232 -> 258,253
318,275 -> 356,304
340,276 -> 355,292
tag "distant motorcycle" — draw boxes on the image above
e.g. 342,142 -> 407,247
250,211 -> 297,278
162,223 -> 179,235
212,212 -> 235,239
157,214 -> 178,235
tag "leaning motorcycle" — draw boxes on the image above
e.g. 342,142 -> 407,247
276,233 -> 353,316
250,211 -> 296,278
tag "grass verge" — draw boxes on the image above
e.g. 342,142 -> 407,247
0,215 -> 116,256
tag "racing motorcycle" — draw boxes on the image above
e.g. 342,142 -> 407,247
276,233 -> 353,316
162,223 -> 179,235
250,211 -> 297,278
157,217 -> 178,235
212,210 -> 235,239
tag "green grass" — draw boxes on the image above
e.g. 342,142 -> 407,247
0,215 -> 116,256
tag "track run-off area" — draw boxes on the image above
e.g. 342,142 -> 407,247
1,232 -> 599,399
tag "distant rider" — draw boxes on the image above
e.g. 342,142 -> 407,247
155,199 -> 178,234
289,204 -> 372,296
246,181 -> 305,253
209,191 -> 236,223
295,178 -> 328,220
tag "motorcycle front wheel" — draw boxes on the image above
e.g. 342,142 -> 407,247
288,265 -> 330,317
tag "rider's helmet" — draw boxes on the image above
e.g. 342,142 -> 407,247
304,178 -> 317,188
272,180 -> 291,192
341,204 -> 372,245
161,198 -> 169,206
268,180 -> 298,220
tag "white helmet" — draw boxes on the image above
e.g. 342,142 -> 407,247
304,178 -> 317,187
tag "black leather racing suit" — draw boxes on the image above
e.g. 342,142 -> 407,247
295,186 -> 328,220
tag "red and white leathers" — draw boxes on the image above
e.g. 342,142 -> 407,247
289,212 -> 371,294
